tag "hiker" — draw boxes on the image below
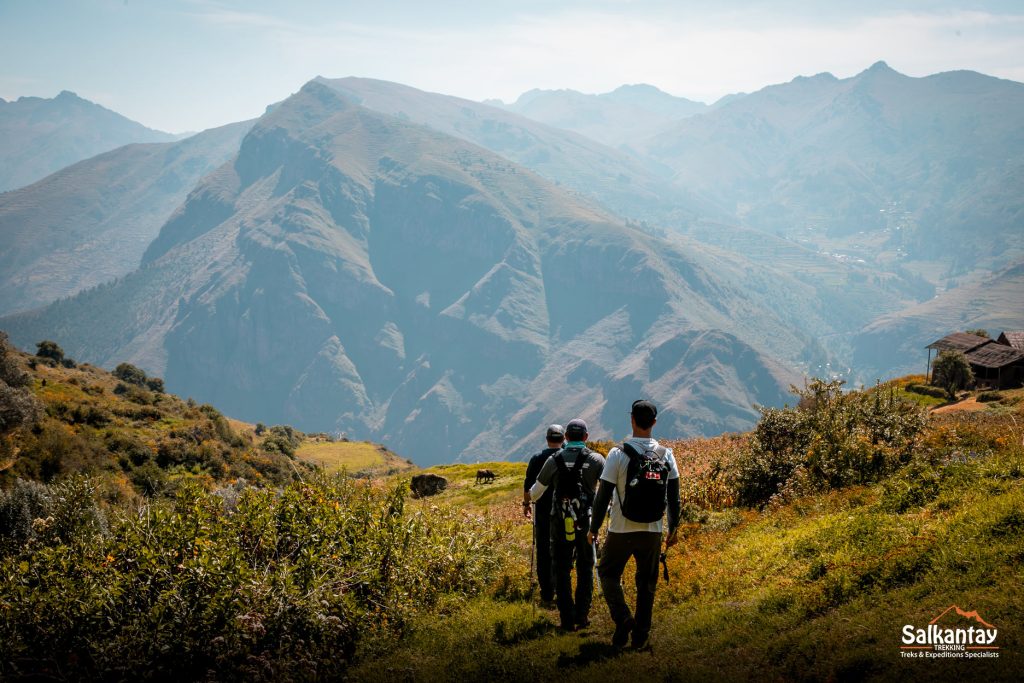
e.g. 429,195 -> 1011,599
522,424 -> 565,606
588,400 -> 681,650
529,419 -> 605,631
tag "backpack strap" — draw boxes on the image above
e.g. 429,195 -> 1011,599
553,451 -> 569,478
570,447 -> 588,474
621,442 -> 641,459
621,442 -> 666,460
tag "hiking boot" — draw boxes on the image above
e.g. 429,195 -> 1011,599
631,630 -> 650,651
612,616 -> 635,649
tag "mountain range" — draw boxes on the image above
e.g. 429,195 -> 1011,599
638,62 -> 1024,273
0,120 -> 252,315
1,81 -> 806,463
0,64 -> 1021,463
492,84 -> 710,148
0,91 -> 178,192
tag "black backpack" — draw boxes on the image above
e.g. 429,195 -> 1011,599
619,442 -> 671,523
553,448 -> 592,542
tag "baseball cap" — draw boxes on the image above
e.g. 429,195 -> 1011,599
565,418 -> 588,440
631,400 -> 657,423
546,424 -> 565,441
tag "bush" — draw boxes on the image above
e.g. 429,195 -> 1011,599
906,383 -> 947,399
35,340 -> 64,363
931,350 -> 973,399
0,475 -> 517,680
0,334 -> 42,440
113,363 -> 147,386
730,379 -> 926,507
977,391 -> 1004,403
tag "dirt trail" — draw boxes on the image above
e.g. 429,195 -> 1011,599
931,397 -> 986,414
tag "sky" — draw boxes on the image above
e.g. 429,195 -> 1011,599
2,0 -> 1023,133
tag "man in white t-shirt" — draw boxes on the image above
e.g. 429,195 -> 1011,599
587,399 -> 681,650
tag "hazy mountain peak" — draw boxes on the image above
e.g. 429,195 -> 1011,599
0,89 -> 177,191
859,60 -> 900,78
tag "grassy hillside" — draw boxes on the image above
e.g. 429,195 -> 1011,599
1,371 -> 1021,680
0,340 -> 405,499
295,438 -> 415,477
352,389 -> 1023,681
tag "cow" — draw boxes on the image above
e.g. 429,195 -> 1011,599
475,469 -> 496,485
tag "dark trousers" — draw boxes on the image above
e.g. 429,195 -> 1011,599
598,531 -> 662,639
549,516 -> 594,628
533,512 -> 554,601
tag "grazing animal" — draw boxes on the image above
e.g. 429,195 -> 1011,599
476,469 -> 496,485
410,473 -> 448,498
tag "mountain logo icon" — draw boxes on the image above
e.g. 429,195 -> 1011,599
929,605 -> 997,630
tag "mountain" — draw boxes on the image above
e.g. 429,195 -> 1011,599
2,80 -> 812,464
642,63 -> 1024,272
0,91 -> 178,192
495,84 -> 707,148
0,120 -> 253,316
851,262 -> 1024,380
313,76 -> 722,223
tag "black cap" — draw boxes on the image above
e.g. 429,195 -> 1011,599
546,424 -> 565,441
565,418 -> 588,440
631,400 -> 657,423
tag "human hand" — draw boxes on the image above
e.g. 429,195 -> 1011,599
586,531 -> 595,545
522,502 -> 532,519
665,529 -> 679,549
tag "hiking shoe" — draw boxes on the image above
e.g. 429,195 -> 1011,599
612,617 -> 635,649
631,631 -> 651,651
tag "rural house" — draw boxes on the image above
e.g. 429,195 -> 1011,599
926,331 -> 1024,389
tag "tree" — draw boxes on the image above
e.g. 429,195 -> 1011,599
965,328 -> 989,338
35,340 -> 64,363
1,333 -> 42,440
931,350 -> 974,399
113,363 -> 147,386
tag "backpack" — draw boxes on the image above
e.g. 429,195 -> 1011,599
619,442 -> 671,523
553,448 -> 592,542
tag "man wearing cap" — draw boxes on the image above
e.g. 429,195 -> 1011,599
588,400 -> 681,650
522,424 -> 565,606
529,419 -> 605,631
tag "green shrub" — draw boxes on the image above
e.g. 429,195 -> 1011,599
977,391 -> 1003,403
113,362 -> 148,386
905,383 -> 946,399
0,475 -> 517,680
35,340 -> 64,363
931,350 -> 973,399
730,380 -> 926,507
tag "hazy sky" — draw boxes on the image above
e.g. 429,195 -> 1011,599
2,0 -> 1023,133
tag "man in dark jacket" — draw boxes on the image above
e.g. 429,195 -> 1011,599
523,424 -> 564,605
589,400 -> 681,650
529,419 -> 605,631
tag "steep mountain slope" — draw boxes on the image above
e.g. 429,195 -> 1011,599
314,76 -> 721,222
2,80 -> 811,464
852,262 -> 1024,380
643,63 -> 1024,270
0,91 -> 177,192
0,120 -> 253,315
495,84 -> 706,148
